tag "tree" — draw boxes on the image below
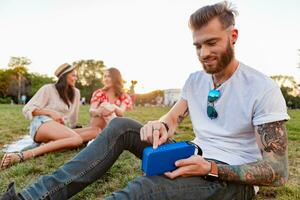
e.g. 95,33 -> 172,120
135,90 -> 164,106
280,86 -> 300,109
73,59 -> 106,101
26,73 -> 55,97
129,80 -> 138,95
0,69 -> 13,98
271,75 -> 300,96
129,80 -> 138,106
8,56 -> 31,103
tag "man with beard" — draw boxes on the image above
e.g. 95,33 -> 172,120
1,1 -> 289,200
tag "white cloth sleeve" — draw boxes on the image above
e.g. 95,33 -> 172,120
22,85 -> 50,120
69,88 -> 81,128
252,86 -> 290,126
181,74 -> 192,100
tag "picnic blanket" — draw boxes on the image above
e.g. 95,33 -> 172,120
2,135 -> 40,153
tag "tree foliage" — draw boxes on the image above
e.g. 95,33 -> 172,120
280,86 -> 300,109
271,75 -> 300,97
7,57 -> 32,103
26,73 -> 55,97
73,59 -> 106,101
0,57 -> 54,103
135,90 -> 164,106
0,69 -> 12,97
129,80 -> 138,95
0,66 -> 30,102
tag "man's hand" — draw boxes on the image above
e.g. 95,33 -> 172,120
140,121 -> 169,149
164,155 -> 211,179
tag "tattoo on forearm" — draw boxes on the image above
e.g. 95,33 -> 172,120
257,121 -> 287,156
218,121 -> 288,186
177,108 -> 189,124
218,161 -> 278,185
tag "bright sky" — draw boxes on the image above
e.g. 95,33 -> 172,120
0,0 -> 299,93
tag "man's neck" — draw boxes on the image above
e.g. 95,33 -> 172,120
212,58 -> 239,87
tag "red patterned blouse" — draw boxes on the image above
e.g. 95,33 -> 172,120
90,89 -> 133,111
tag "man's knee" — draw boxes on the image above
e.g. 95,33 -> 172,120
108,117 -> 142,132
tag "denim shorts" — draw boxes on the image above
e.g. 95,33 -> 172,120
29,115 -> 53,142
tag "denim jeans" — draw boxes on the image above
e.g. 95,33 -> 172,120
20,117 -> 255,200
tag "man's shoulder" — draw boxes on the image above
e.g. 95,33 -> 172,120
186,70 -> 209,83
238,63 -> 278,90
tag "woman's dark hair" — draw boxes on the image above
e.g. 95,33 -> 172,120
103,68 -> 124,97
55,70 -> 75,107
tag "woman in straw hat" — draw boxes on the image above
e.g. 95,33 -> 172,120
89,67 -> 133,130
0,63 -> 100,169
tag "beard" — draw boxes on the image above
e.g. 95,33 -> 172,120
201,40 -> 234,74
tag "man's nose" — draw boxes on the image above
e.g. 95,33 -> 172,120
199,46 -> 211,59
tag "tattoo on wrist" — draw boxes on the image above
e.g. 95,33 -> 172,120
177,108 -> 189,124
161,121 -> 169,132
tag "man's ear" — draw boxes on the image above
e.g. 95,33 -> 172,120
231,28 -> 238,45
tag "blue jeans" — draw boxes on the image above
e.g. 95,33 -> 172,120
20,118 -> 254,200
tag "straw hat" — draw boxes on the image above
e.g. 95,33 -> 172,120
54,63 -> 75,78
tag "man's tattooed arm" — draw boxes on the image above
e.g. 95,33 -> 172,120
159,98 -> 189,136
177,108 -> 189,124
217,121 -> 288,186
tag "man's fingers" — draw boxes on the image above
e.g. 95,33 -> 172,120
164,164 -> 200,179
140,121 -> 166,148
175,155 -> 199,167
152,130 -> 160,149
158,131 -> 168,146
145,123 -> 152,135
164,166 -> 188,179
140,127 -> 145,141
145,123 -> 153,143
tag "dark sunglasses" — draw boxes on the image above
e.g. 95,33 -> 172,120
207,89 -> 221,119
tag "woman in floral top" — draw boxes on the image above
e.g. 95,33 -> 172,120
89,68 -> 132,129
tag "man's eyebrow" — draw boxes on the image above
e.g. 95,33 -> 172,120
193,38 -> 219,46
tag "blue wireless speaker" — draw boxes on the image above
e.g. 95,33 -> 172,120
142,141 -> 202,176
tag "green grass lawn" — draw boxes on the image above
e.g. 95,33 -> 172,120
0,105 -> 299,199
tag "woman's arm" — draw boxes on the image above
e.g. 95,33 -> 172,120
112,103 -> 126,117
89,102 -> 115,117
32,109 -> 64,124
22,85 -> 50,120
69,88 -> 81,128
113,93 -> 133,117
89,102 -> 101,117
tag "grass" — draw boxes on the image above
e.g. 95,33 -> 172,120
0,104 -> 299,199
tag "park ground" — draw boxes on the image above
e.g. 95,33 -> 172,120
0,105 -> 299,199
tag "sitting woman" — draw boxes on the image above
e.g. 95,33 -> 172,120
0,63 -> 100,169
89,67 -> 133,129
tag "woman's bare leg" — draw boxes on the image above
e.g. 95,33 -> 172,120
103,113 -> 117,124
1,121 -> 84,169
23,121 -> 83,158
73,127 -> 101,142
89,116 -> 107,129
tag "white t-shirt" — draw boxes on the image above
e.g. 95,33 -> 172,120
181,62 -> 289,165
